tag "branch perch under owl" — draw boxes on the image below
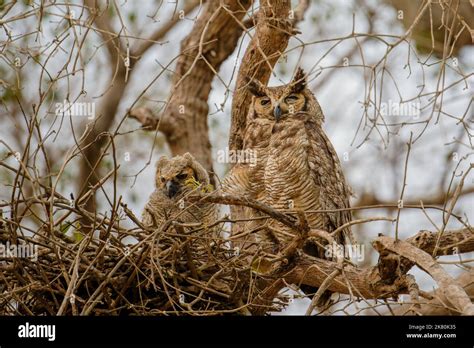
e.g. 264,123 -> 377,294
188,192 -> 474,315
1,186 -> 473,315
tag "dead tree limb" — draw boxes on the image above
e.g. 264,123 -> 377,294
393,269 -> 474,315
373,236 -> 474,315
191,192 -> 474,312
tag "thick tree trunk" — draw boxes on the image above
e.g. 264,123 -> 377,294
227,0 -> 294,240
229,0 -> 294,151
157,0 -> 252,181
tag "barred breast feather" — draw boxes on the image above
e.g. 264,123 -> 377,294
262,112 -> 354,255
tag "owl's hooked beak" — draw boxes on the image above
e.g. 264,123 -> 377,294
273,104 -> 282,121
166,180 -> 181,198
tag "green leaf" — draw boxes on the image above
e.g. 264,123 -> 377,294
60,222 -> 72,234
73,222 -> 84,242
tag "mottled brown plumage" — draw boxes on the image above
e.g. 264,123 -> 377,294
142,153 -> 218,235
224,68 -> 353,255
221,102 -> 274,251
264,111 -> 354,255
222,70 -> 311,201
224,68 -> 354,308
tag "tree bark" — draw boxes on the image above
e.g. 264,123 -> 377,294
154,0 -> 252,180
191,192 -> 474,314
229,0 -> 294,151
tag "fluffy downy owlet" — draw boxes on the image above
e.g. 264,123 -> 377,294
141,152 -> 218,236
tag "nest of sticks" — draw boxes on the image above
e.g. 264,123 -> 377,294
0,200 -> 289,316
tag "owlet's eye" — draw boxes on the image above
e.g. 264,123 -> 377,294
260,98 -> 271,106
160,176 -> 166,183
285,94 -> 299,103
176,173 -> 188,180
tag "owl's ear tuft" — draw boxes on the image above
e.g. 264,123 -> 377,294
291,67 -> 306,93
156,156 -> 169,171
182,152 -> 195,165
243,76 -> 267,97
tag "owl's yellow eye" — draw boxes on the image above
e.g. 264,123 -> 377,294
260,98 -> 271,106
285,94 -> 299,103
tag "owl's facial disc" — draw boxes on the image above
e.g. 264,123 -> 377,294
273,93 -> 305,122
160,166 -> 196,199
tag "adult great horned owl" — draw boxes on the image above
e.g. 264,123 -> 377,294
141,152 -> 218,234
225,68 -> 354,256
251,68 -> 354,254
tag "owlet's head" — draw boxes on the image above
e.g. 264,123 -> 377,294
245,68 -> 308,122
154,153 -> 209,199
